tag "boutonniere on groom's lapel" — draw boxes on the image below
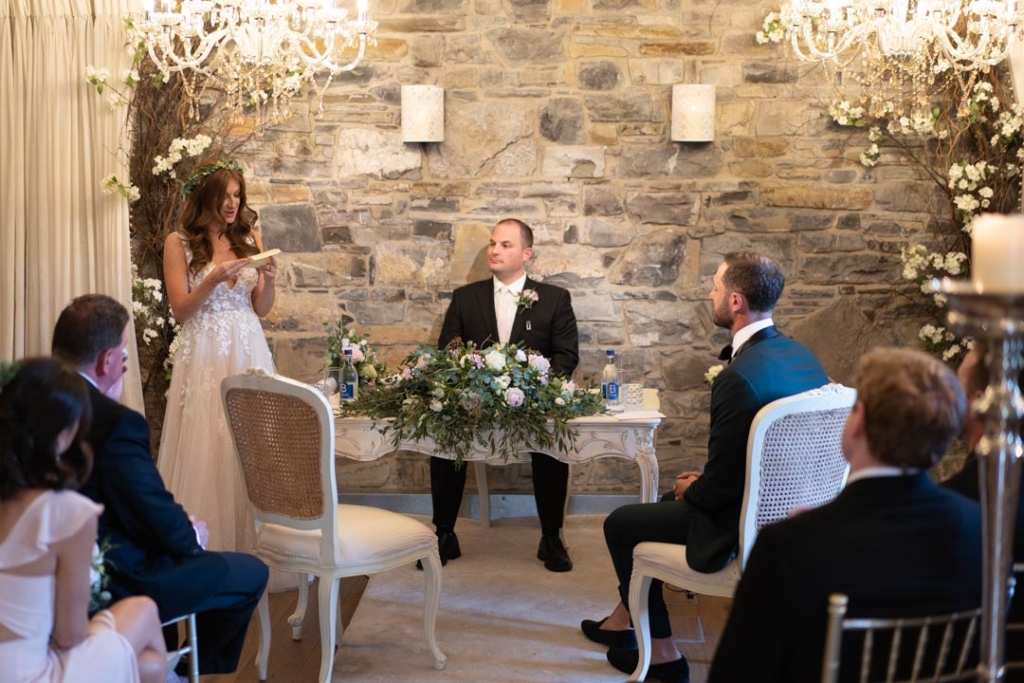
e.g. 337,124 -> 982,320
515,288 -> 539,311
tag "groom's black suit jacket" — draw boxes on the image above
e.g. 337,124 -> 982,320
77,384 -> 230,615
682,327 -> 828,571
438,277 -> 579,376
709,474 -> 982,683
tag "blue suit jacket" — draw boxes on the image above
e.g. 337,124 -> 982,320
710,474 -> 982,683
77,384 -> 229,619
682,327 -> 829,571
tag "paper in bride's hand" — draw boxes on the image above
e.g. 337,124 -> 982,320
245,248 -> 281,269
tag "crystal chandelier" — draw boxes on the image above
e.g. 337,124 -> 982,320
133,0 -> 377,122
782,0 -> 1024,118
787,0 -> 1023,66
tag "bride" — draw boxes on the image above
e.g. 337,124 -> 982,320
158,159 -> 277,555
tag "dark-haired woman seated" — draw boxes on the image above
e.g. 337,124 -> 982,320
0,358 -> 167,683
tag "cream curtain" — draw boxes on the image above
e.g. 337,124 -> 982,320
1,0 -> 143,412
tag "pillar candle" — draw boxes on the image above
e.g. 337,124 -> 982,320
971,213 -> 1024,293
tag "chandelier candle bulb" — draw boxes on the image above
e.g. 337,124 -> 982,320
970,214 -> 1024,293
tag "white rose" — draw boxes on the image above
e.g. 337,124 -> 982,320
484,350 -> 506,371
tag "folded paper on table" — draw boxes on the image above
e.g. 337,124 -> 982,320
245,248 -> 281,268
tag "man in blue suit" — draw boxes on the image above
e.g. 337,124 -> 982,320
428,218 -> 580,572
52,294 -> 268,677
709,347 -> 981,682
581,252 -> 828,683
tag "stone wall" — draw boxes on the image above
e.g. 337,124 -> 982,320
236,0 -> 944,495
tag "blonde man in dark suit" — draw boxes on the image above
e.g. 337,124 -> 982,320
428,218 -> 580,572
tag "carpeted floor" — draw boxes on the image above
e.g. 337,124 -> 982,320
334,514 -> 628,682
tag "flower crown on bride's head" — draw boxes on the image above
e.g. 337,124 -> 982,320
179,159 -> 245,198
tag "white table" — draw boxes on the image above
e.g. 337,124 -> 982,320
334,390 -> 664,525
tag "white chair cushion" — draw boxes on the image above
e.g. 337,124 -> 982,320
633,542 -> 741,599
256,504 -> 436,568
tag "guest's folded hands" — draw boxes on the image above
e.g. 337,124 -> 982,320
672,472 -> 701,500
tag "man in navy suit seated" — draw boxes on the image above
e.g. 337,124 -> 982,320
582,252 -> 829,683
52,294 -> 268,678
708,347 -> 982,683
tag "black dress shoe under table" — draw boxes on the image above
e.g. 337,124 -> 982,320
537,534 -> 573,572
581,616 -> 637,649
607,646 -> 690,683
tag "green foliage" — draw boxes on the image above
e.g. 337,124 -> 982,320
340,340 -> 604,466
323,321 -> 389,385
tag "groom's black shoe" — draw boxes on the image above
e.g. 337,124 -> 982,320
416,531 -> 461,570
607,647 -> 690,683
581,617 -> 637,649
537,534 -> 573,572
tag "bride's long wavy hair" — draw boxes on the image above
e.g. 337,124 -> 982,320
178,165 -> 260,277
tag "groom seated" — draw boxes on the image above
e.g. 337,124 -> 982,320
52,294 -> 268,678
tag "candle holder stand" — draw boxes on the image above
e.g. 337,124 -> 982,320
935,278 -> 1024,683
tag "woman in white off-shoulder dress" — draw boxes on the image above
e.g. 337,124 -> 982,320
0,358 -> 166,683
158,160 -> 277,555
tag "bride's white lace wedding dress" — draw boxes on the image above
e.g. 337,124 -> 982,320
158,233 -> 275,553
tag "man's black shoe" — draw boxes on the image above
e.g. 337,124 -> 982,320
581,617 -> 637,649
537,534 -> 573,572
607,646 -> 690,683
416,531 -> 461,570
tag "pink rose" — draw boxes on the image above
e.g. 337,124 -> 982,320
528,354 -> 551,374
504,387 -> 525,407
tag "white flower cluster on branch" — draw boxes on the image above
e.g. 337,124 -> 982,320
757,10 -> 1022,365
131,263 -> 174,347
901,246 -> 972,362
151,135 -> 213,178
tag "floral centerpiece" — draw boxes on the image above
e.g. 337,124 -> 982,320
323,321 -> 389,386
340,340 -> 604,466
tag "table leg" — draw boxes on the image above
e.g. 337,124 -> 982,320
474,461 -> 491,527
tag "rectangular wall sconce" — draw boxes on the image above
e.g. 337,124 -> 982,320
671,84 -> 716,142
401,85 -> 445,143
